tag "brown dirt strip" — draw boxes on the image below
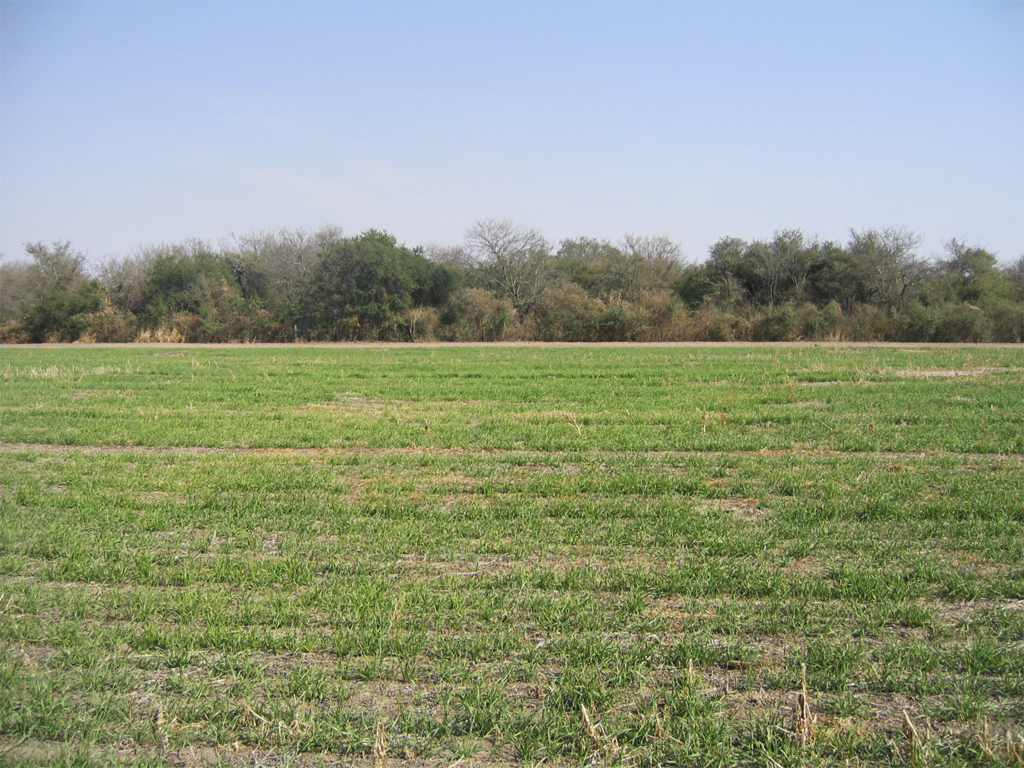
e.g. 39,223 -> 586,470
2,441 -> 1021,463
5,340 -> 1024,348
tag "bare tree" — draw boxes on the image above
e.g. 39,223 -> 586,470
0,258 -> 36,323
614,235 -> 687,302
98,253 -> 148,315
225,225 -> 343,310
748,230 -> 805,307
423,243 -> 475,272
465,219 -> 550,314
100,239 -> 215,315
25,241 -> 88,290
620,234 -> 683,263
849,227 -> 928,312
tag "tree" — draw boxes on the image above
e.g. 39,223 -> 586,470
617,234 -> 685,301
300,230 -> 455,341
702,237 -> 751,307
621,234 -> 682,263
1007,255 -> 1024,304
806,242 -> 868,310
744,230 -> 806,307
935,240 -> 1012,307
9,242 -> 103,342
998,254 -> 1024,342
848,227 -> 929,313
225,226 -> 343,320
554,235 -> 685,304
424,243 -> 475,273
98,253 -> 149,317
25,241 -> 87,290
0,259 -> 36,326
465,219 -> 551,314
554,237 -> 623,296
137,243 -> 235,327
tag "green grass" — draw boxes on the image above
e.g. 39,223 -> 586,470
1,343 -> 1022,766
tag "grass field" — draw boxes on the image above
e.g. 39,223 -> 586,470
1,343 -> 1022,767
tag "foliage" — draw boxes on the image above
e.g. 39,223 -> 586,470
445,288 -> 519,341
1,223 -> 1020,344
298,230 -> 454,341
466,219 -> 551,314
0,242 -> 104,342
137,244 -> 235,327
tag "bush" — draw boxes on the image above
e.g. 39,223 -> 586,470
300,230 -> 455,341
532,284 -> 602,341
409,306 -> 441,341
77,303 -> 138,343
795,302 -> 845,341
636,290 -> 687,341
597,296 -> 649,341
987,301 -> 1024,343
933,302 -> 991,343
691,303 -> 751,341
893,302 -> 939,342
844,304 -> 889,341
0,320 -> 30,344
820,301 -> 844,339
753,303 -> 799,341
17,281 -> 106,343
448,288 -> 518,341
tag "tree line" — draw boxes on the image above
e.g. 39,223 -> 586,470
1,221 -> 1021,344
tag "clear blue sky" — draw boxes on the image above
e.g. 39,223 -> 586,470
2,1 -> 1022,266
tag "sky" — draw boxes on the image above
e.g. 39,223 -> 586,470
1,1 -> 1022,268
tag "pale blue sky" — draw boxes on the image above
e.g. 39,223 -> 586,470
2,1 -> 1022,266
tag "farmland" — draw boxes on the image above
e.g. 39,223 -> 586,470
1,343 -> 1022,767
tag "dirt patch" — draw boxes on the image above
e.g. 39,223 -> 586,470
694,498 -> 770,521
4,442 -> 1024,469
785,556 -> 826,574
11,340 -> 1024,349
890,367 -> 1022,378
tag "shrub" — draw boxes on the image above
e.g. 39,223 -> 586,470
893,302 -> 939,342
933,302 -> 991,343
409,306 -> 441,341
597,296 -> 649,342
448,288 -> 518,341
78,303 -> 138,343
532,284 -> 602,341
987,301 -> 1024,343
844,304 -> 889,341
753,303 -> 799,341
691,303 -> 751,341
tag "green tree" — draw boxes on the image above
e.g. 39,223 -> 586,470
806,244 -> 869,310
0,259 -> 36,328
5,242 -> 104,342
300,230 -> 454,341
934,240 -> 1013,307
701,237 -> 752,307
137,245 -> 236,328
